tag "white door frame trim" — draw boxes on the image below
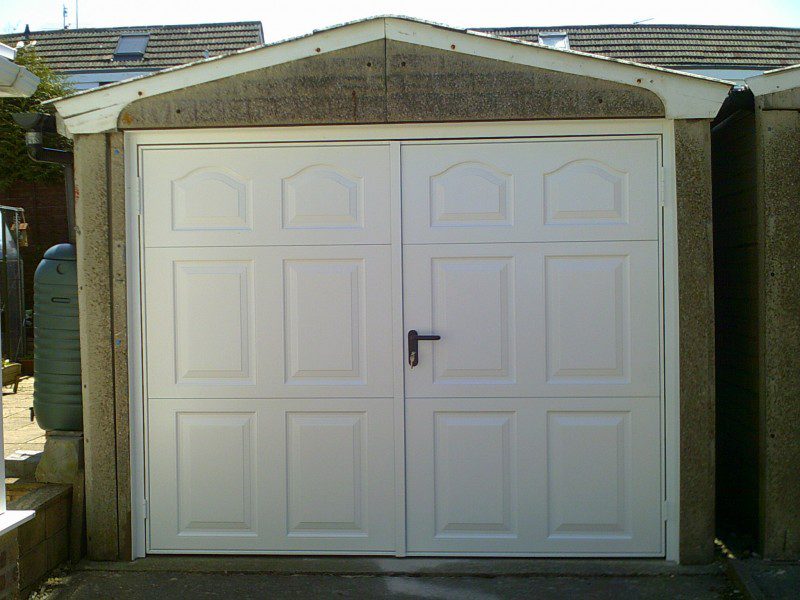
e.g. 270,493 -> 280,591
125,118 -> 681,561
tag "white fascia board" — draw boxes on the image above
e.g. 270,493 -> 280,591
746,64 -> 800,96
51,19 -> 385,135
0,55 -> 40,98
385,18 -> 731,120
52,16 -> 732,135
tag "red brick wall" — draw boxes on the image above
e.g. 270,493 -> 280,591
0,178 -> 70,311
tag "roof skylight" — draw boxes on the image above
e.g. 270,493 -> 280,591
537,31 -> 570,51
113,34 -> 148,61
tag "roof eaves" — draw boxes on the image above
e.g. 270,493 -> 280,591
746,63 -> 800,96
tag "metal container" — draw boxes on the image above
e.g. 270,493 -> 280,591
33,243 -> 82,431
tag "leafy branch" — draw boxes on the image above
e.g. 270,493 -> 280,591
0,46 -> 73,190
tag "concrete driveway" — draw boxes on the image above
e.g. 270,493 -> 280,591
31,557 -> 741,599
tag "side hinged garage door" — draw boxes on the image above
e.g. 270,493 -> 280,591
401,139 -> 663,555
138,133 -> 664,556
143,143 -> 398,553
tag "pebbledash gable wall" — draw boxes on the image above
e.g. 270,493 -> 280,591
70,39 -> 716,563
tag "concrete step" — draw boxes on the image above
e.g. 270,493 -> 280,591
5,450 -> 42,479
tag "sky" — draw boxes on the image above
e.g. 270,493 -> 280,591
2,0 -> 800,40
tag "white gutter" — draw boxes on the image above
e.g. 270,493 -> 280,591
0,43 -> 40,98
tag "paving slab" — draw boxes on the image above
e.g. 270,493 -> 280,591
3,376 -> 46,458
728,558 -> 800,600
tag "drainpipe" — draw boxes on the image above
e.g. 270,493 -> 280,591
12,113 -> 75,244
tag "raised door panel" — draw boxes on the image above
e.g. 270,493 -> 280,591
403,244 -> 538,399
148,401 -> 267,551
171,166 -> 252,231
429,161 -> 514,228
401,138 -> 658,244
172,260 -> 255,386
142,144 -> 390,247
430,257 -> 516,384
545,254 -> 629,384
264,398 -> 396,552
286,413 -> 367,537
175,412 -> 257,536
432,412 -> 517,538
145,245 -> 393,398
546,412 -> 631,538
530,397 -> 663,554
284,259 -> 366,385
406,399 -> 536,553
537,241 -> 660,397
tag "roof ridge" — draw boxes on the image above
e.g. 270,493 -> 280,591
476,23 -> 800,32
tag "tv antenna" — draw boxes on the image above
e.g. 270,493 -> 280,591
62,2 -> 79,29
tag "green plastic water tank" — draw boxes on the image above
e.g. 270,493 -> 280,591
33,243 -> 82,431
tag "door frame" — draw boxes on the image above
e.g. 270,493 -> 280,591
125,119 -> 681,561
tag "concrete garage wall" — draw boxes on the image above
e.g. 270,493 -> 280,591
72,40 -> 717,563
754,94 -> 800,559
73,133 -> 130,561
675,120 -> 716,564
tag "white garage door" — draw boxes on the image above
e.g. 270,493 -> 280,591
140,135 -> 663,556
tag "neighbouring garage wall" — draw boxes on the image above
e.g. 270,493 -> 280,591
71,42 -> 718,563
754,93 -> 800,559
711,98 -> 760,549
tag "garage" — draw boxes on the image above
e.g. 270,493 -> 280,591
51,17 -> 730,562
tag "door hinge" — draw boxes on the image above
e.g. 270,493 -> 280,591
143,498 -> 150,521
128,174 -> 142,216
658,166 -> 666,208
662,500 -> 673,522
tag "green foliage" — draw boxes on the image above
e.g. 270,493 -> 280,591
0,46 -> 73,190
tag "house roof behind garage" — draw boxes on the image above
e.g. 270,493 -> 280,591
474,24 -> 800,69
0,22 -> 264,73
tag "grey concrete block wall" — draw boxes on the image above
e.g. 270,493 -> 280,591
71,42 -> 717,563
755,102 -> 800,559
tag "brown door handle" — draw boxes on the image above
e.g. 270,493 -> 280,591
408,329 -> 441,368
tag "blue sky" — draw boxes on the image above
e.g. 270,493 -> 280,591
2,0 -> 800,41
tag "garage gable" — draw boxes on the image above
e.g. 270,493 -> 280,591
117,39 -> 664,130
51,16 -> 731,134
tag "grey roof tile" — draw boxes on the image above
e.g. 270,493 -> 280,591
474,24 -> 800,67
0,21 -> 264,72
